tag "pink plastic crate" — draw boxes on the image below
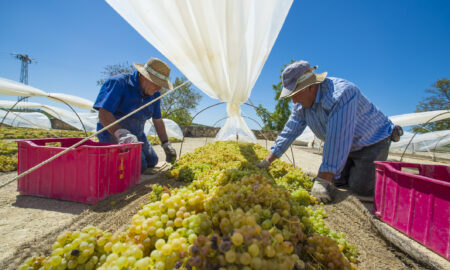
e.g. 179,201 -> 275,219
17,138 -> 142,204
374,161 -> 450,260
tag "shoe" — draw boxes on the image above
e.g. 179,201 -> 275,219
332,179 -> 349,188
142,162 -> 171,175
142,166 -> 159,175
355,195 -> 374,203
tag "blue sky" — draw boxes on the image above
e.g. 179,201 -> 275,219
0,0 -> 449,129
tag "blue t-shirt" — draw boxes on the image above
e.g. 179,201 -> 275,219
94,71 -> 161,121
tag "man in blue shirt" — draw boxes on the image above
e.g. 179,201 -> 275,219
257,60 -> 402,203
94,58 -> 177,174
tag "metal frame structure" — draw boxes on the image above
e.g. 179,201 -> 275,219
177,102 -> 297,167
0,96 -> 89,137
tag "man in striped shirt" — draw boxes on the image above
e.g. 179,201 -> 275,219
257,60 -> 400,203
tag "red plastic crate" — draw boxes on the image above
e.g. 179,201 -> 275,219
374,161 -> 450,260
17,138 -> 142,204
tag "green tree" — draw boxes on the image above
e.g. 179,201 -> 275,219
412,78 -> 449,133
256,61 -> 293,131
97,62 -> 201,125
160,77 -> 201,125
97,62 -> 136,86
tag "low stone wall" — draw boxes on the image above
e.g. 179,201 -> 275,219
50,118 -> 79,131
180,125 -> 279,140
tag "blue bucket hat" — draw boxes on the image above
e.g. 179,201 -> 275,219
279,60 -> 327,99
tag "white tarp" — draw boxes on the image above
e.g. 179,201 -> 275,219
0,110 -> 51,130
144,118 -> 184,140
0,100 -> 96,132
294,110 -> 450,149
0,77 -> 94,110
389,110 -> 450,127
105,0 -> 293,142
391,130 -> 450,153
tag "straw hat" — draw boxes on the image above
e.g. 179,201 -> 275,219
279,60 -> 327,99
134,58 -> 173,90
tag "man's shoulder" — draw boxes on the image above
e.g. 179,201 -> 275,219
328,77 -> 357,90
102,73 -> 130,90
327,77 -> 359,96
108,73 -> 130,83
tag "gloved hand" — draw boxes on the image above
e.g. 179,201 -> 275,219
311,177 -> 336,203
256,159 -> 270,169
114,129 -> 138,144
162,141 -> 177,164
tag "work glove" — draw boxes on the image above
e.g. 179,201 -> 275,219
162,141 -> 177,164
311,177 -> 336,203
256,159 -> 270,169
114,129 -> 138,144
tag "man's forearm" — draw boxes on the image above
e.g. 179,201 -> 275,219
153,118 -> 168,143
98,108 -> 121,136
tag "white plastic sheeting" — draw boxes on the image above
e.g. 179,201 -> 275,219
144,118 -> 184,140
0,100 -> 96,132
389,110 -> 450,127
294,110 -> 450,151
391,130 -> 450,152
105,0 -> 293,142
0,77 -> 94,110
0,110 -> 51,129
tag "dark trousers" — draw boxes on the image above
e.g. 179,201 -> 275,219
334,137 -> 391,196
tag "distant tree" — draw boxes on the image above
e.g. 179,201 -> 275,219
256,61 -> 293,131
97,62 -> 201,125
97,62 -> 135,86
412,78 -> 449,133
160,77 -> 201,125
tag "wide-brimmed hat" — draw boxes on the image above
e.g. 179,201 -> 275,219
134,58 -> 173,90
279,60 -> 327,99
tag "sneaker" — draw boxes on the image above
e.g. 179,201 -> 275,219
332,179 -> 348,188
355,195 -> 374,203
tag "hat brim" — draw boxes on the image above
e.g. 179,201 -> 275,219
134,62 -> 173,90
279,72 -> 327,99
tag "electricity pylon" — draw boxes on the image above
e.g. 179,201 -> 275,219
12,53 -> 37,102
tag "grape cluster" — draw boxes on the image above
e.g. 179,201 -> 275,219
19,141 -> 358,270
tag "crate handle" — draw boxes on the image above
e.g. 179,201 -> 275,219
119,148 -> 130,153
401,167 -> 420,175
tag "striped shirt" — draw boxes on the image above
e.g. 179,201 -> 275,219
271,77 -> 394,177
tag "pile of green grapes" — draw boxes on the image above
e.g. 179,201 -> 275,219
147,137 -> 183,145
0,140 -> 18,172
19,141 -> 357,270
0,126 -> 92,139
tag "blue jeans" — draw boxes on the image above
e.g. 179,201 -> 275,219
333,137 -> 391,196
97,119 -> 158,172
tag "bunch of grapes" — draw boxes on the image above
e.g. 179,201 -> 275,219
19,141 -> 358,270
18,225 -> 109,270
301,233 -> 357,270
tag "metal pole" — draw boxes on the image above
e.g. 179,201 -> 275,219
0,80 -> 189,189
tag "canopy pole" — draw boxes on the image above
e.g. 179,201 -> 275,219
0,80 -> 189,189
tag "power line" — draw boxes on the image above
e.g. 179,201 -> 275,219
11,53 -> 37,102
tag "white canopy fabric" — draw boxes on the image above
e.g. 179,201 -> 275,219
0,110 -> 51,130
105,0 -> 293,142
389,110 -> 450,127
144,118 -> 184,140
0,100 -> 96,132
0,77 -> 94,110
294,110 -> 450,148
391,130 -> 450,153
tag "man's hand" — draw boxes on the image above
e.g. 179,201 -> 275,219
162,141 -> 177,164
311,177 -> 336,203
114,129 -> 138,144
256,159 -> 270,169
256,152 -> 277,169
